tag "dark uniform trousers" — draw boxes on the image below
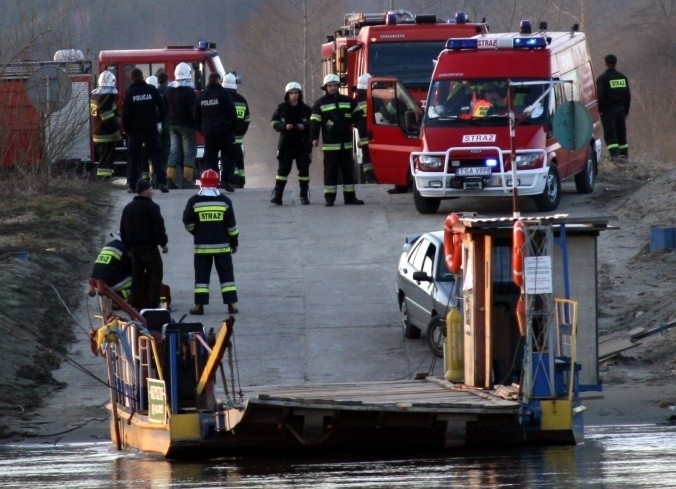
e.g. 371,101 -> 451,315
194,252 -> 237,305
233,144 -> 246,186
203,135 -> 236,183
277,148 -> 310,180
323,150 -> 356,203
129,244 -> 163,309
601,104 -> 628,157
128,130 -> 165,190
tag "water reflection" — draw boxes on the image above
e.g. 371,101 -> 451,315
0,425 -> 674,488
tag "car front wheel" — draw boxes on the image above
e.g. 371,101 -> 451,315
400,298 -> 421,339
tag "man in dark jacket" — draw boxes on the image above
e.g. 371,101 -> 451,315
194,72 -> 237,193
183,169 -> 239,315
310,74 -> 364,206
223,72 -> 251,188
270,81 -> 312,205
120,179 -> 169,309
596,54 -> 631,160
122,68 -> 167,193
166,62 -> 198,189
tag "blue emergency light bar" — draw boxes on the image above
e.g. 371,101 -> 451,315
513,36 -> 548,48
197,39 -> 216,50
446,38 -> 478,50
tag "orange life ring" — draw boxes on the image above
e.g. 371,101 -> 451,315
512,220 -> 526,286
443,213 -> 463,274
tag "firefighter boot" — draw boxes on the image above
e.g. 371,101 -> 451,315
190,304 -> 204,315
325,193 -> 336,207
344,192 -> 364,205
300,182 -> 310,205
183,166 -> 198,189
270,180 -> 285,205
166,166 -> 180,189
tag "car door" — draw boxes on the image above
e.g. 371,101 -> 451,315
399,236 -> 436,328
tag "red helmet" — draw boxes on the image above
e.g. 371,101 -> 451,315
200,169 -> 219,188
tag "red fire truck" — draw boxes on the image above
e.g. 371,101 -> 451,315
1,50 -> 93,170
322,10 -> 487,185
97,40 -> 226,171
366,22 -> 602,213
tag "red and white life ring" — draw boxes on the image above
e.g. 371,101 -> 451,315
512,220 -> 526,286
443,213 -> 463,274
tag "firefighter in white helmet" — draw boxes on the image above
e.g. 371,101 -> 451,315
309,74 -> 364,206
270,81 -> 313,205
222,72 -> 250,188
165,62 -> 198,189
353,73 -> 375,183
90,71 -> 122,180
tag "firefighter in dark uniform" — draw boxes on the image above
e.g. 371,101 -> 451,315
194,72 -> 237,193
222,72 -> 251,188
270,81 -> 313,206
91,233 -> 132,301
119,179 -> 169,310
310,74 -> 364,206
183,169 -> 239,315
90,71 -> 122,180
596,54 -> 631,160
122,68 -> 167,193
353,73 -> 376,184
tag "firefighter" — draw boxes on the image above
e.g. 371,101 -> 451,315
270,81 -> 313,205
596,54 -> 631,161
91,233 -> 132,301
165,62 -> 198,189
353,73 -> 376,184
222,72 -> 251,188
122,68 -> 167,193
90,71 -> 122,180
182,169 -> 239,315
194,73 -> 237,193
310,74 -> 364,206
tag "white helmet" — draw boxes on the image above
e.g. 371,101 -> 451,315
223,72 -> 238,90
174,62 -> 192,81
145,75 -> 158,87
357,73 -> 372,90
98,70 -> 116,88
285,81 -> 302,93
322,73 -> 340,87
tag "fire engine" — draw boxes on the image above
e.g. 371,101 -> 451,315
322,10 -> 487,185
1,50 -> 93,170
97,39 -> 226,172
366,21 -> 601,213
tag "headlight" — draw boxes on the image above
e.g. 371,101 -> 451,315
514,153 -> 542,168
417,154 -> 443,171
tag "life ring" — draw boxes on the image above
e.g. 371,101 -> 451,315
443,213 -> 463,274
512,220 -> 526,286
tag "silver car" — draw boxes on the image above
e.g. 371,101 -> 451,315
396,231 -> 459,356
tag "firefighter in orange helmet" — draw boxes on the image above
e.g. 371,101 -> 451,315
182,170 -> 239,315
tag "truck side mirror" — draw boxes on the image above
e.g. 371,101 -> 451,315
404,110 -> 419,135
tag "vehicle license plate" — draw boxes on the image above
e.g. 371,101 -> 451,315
456,166 -> 491,176
463,179 -> 483,190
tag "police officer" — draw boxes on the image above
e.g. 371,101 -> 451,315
222,72 -> 251,188
183,169 -> 239,315
122,68 -> 167,193
90,71 -> 122,180
270,81 -> 313,205
194,72 -> 237,193
310,74 -> 364,206
91,233 -> 132,301
596,54 -> 631,160
353,73 -> 375,184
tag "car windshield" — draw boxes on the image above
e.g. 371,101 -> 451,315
369,41 -> 446,87
425,78 -> 549,126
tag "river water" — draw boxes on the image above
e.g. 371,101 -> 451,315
0,424 -> 674,488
